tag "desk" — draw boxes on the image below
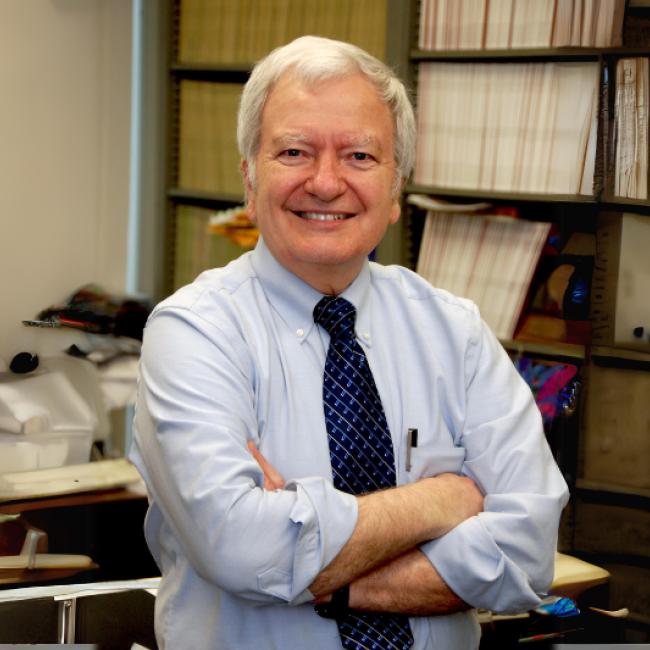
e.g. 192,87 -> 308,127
0,486 -> 145,516
551,552 -> 611,599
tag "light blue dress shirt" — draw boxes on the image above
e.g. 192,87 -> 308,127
130,238 -> 569,650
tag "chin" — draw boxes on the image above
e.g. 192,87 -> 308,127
299,244 -> 367,266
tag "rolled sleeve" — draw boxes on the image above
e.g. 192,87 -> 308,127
204,475 -> 358,604
421,311 -> 569,613
278,478 -> 358,604
421,490 -> 565,612
131,305 -> 358,606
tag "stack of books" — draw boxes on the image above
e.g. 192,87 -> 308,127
178,81 -> 244,196
415,208 -> 551,340
178,0 -> 388,65
414,61 -> 600,195
418,0 -> 625,50
613,58 -> 649,200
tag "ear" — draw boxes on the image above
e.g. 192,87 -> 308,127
389,197 -> 401,225
389,176 -> 405,225
241,159 -> 257,223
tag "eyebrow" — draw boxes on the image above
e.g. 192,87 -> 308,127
271,133 -> 377,148
271,134 -> 308,147
342,135 -> 374,148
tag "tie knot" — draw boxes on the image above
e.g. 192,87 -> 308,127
313,296 -> 357,341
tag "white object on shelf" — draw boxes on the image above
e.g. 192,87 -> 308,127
0,371 -> 96,435
0,431 -> 92,474
0,458 -> 143,501
0,366 -> 99,473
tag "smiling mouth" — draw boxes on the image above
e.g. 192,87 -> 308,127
295,211 -> 352,221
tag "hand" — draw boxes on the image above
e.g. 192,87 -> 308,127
309,473 -> 484,597
247,441 -> 285,490
424,473 -> 484,536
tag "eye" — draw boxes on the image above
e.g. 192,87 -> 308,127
277,148 -> 307,164
347,151 -> 377,167
278,148 -> 306,159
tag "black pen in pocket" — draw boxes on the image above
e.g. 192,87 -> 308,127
405,428 -> 418,472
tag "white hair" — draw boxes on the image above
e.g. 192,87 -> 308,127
237,35 -> 416,193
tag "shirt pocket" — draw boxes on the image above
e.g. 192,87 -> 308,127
405,444 -> 466,480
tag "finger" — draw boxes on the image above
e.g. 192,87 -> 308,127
247,441 -> 285,489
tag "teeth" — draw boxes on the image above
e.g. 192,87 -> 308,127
299,212 -> 348,221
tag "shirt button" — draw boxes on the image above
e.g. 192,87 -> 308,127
296,328 -> 304,338
363,332 -> 370,341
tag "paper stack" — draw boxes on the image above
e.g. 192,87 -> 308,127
613,58 -> 649,200
414,61 -> 600,196
416,210 -> 551,340
178,0 -> 387,65
418,0 -> 625,50
178,81 -> 244,196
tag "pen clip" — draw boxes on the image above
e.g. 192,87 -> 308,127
405,428 -> 418,473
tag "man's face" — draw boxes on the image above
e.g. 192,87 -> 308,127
243,72 -> 401,294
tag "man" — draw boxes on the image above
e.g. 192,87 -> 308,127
130,36 -> 569,649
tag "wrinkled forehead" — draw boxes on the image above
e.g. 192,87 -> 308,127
261,70 -> 392,130
266,67 -> 386,112
258,72 -> 395,157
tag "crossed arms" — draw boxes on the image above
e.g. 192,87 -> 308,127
249,442 -> 483,615
133,303 -> 569,616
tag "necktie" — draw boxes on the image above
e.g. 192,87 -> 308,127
314,296 -> 414,650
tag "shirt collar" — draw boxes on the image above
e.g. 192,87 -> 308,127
250,237 -> 373,347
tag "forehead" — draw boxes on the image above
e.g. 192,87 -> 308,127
259,72 -> 394,145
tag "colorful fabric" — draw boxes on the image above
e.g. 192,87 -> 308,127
514,357 -> 578,428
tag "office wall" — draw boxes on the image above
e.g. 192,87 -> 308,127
0,0 -> 132,363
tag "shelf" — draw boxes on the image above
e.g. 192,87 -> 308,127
411,47 -> 602,62
500,339 -> 586,361
492,345 -> 650,370
404,184 -> 598,205
599,196 -> 650,215
591,345 -> 650,371
411,47 -> 650,63
168,187 -> 245,208
405,184 -> 650,214
0,488 -> 145,514
170,62 -> 251,82
575,479 -> 650,506
500,342 -> 650,368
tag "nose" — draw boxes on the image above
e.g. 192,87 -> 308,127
303,153 -> 346,201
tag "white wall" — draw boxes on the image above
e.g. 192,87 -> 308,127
0,0 -> 132,363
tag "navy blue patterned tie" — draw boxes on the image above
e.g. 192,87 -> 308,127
314,296 -> 414,650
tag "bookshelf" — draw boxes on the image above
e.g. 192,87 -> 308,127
406,0 -> 650,637
403,0 -> 650,332
159,0 -> 649,637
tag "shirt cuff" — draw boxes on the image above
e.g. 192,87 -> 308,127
276,477 -> 358,605
421,515 -> 542,613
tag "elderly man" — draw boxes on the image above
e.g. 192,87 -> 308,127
130,36 -> 569,649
